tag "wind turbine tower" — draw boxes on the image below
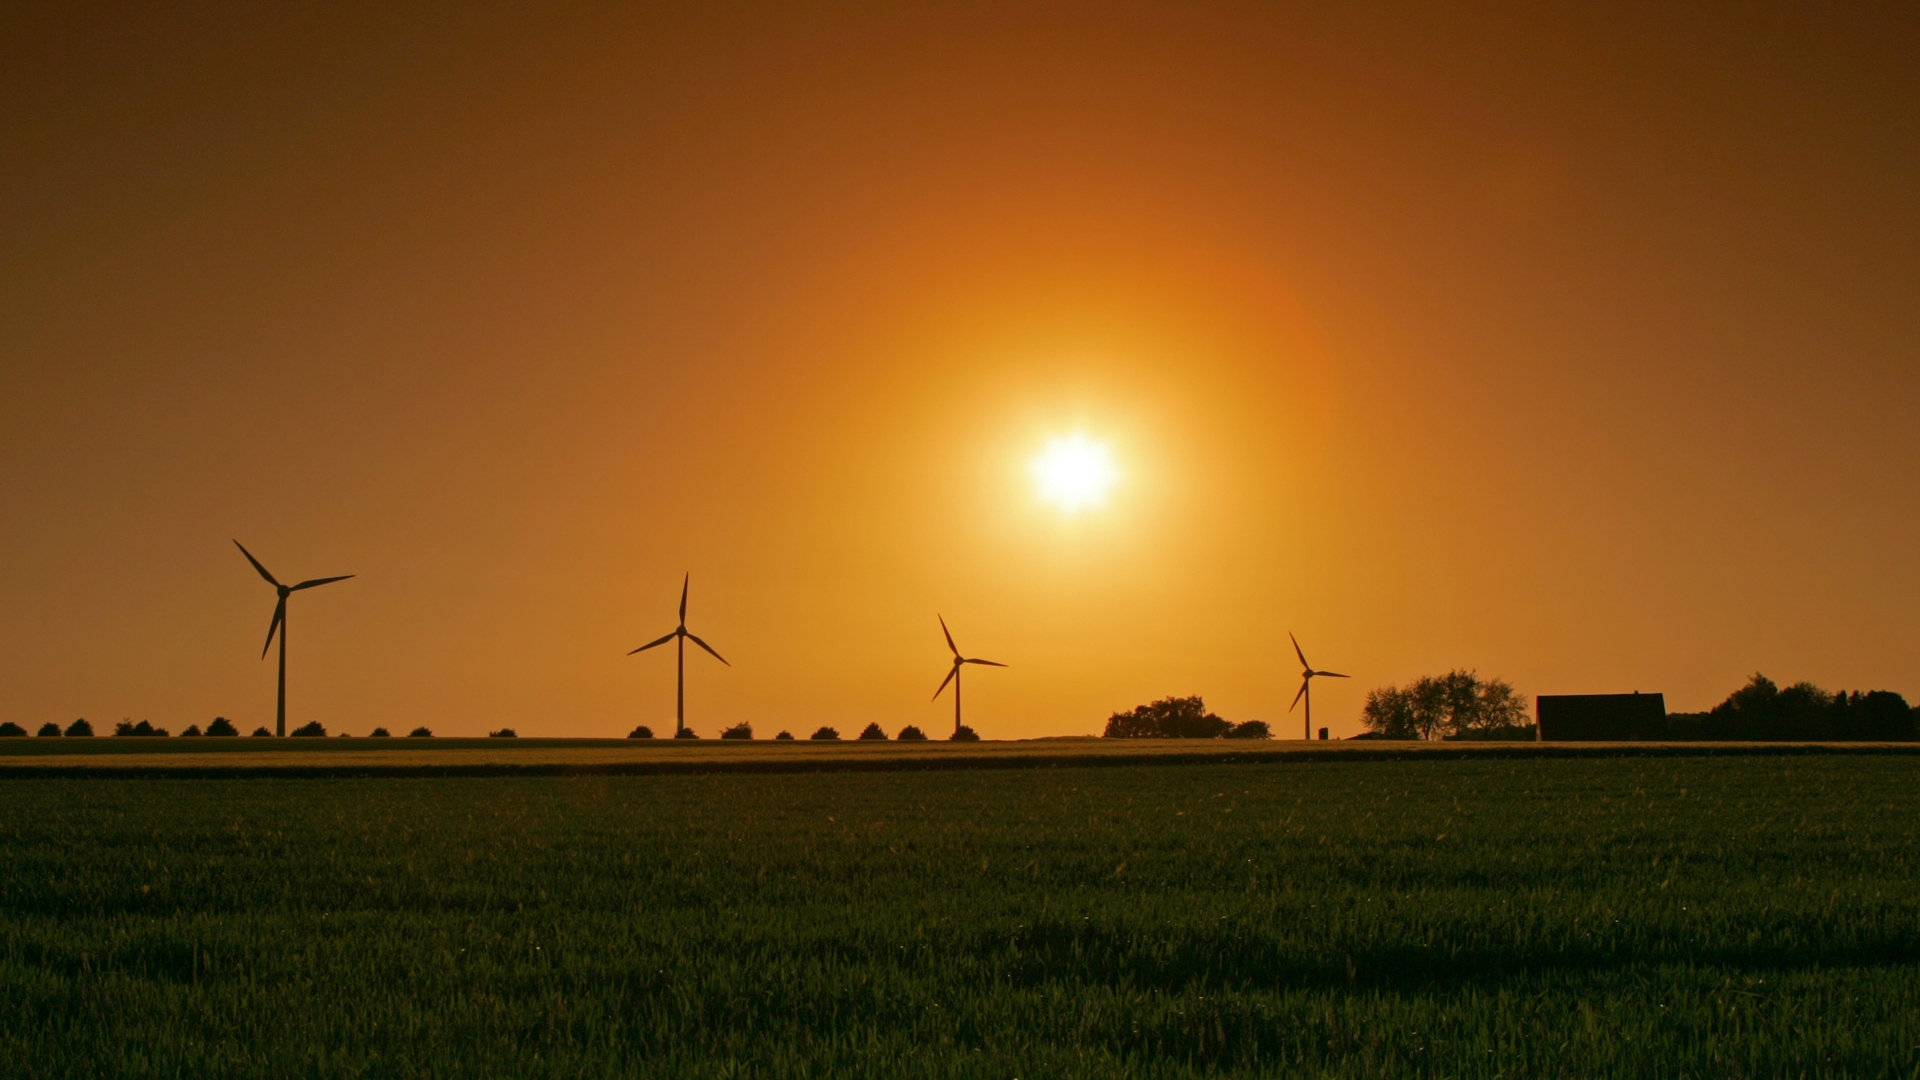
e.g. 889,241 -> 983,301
1288,632 -> 1348,740
932,615 -> 1006,738
234,541 -> 354,737
629,574 -> 729,737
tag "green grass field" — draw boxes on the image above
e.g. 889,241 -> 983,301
3,755 -> 1917,1077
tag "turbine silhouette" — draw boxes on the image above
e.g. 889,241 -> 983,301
234,541 -> 354,738
629,574 -> 729,737
932,615 -> 1006,738
1288,632 -> 1348,740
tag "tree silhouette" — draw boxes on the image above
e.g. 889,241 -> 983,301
1104,696 -> 1230,738
206,717 -> 239,737
1224,720 -> 1271,739
720,722 -> 753,740
1665,673 -> 1915,741
1362,672 -> 1527,739
628,725 -> 653,739
0,722 -> 24,737
407,726 -> 432,738
291,721 -> 326,737
858,722 -> 888,741
36,722 -> 60,737
810,727 -> 840,741
897,725 -> 928,741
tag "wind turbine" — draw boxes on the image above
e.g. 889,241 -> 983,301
932,615 -> 1006,738
234,541 -> 354,738
1288,632 -> 1348,740
629,574 -> 729,737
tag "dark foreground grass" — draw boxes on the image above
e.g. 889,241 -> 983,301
1,757 -> 1917,1078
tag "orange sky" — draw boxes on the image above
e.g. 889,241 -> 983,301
3,3 -> 1917,738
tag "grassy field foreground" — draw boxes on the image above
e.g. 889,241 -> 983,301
1,758 -> 1917,1077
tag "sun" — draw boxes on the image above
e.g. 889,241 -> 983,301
1030,434 -> 1119,513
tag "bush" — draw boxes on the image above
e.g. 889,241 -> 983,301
251,726 -> 273,737
1104,696 -> 1229,738
369,727 -> 391,737
36,722 -> 61,737
720,723 -> 753,740
206,717 -> 238,737
774,730 -> 794,740
857,722 -> 888,741
180,724 -> 202,737
290,721 -> 326,738
951,725 -> 980,742
896,725 -> 928,741
1225,720 -> 1271,739
489,728 -> 517,738
407,727 -> 433,738
115,720 -> 168,737
64,719 -> 93,737
810,726 -> 840,741
675,728 -> 700,739
627,725 -> 653,739
0,722 -> 24,737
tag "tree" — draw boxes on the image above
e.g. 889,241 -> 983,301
180,724 -> 203,737
369,727 -> 391,737
1362,671 -> 1527,739
1103,696 -> 1230,738
674,727 -> 699,739
810,726 -> 840,741
0,722 -> 24,737
65,718 -> 93,737
951,724 -> 979,742
857,722 -> 888,741
251,726 -> 273,737
719,722 -> 753,740
489,728 -> 517,738
407,726 -> 433,738
37,722 -> 61,737
897,725 -> 928,741
1224,720 -> 1271,739
206,717 -> 239,737
774,730 -> 795,740
628,725 -> 653,739
291,721 -> 326,737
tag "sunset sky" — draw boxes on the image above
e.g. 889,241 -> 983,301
3,3 -> 1916,738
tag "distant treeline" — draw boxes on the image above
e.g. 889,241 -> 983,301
1665,674 -> 1914,741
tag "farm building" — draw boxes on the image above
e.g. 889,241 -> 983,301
1536,693 -> 1666,741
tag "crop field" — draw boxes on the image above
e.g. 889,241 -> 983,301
2,755 -> 1917,1078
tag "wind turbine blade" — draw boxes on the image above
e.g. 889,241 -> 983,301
1289,631 -> 1309,669
291,574 -> 355,591
679,574 -> 689,625
932,665 -> 957,700
1289,679 -> 1308,712
628,631 -> 677,654
938,615 -> 958,657
234,541 -> 282,587
686,632 -> 730,666
964,658 -> 1008,667
1314,670 -> 1349,679
260,598 -> 285,659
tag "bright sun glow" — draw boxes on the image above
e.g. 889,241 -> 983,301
1031,434 -> 1120,513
